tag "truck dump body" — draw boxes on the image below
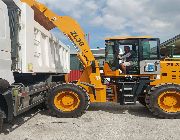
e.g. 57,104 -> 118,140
0,0 -> 14,84
2,0 -> 70,74
17,4 -> 70,73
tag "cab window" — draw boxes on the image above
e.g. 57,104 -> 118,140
141,39 -> 159,60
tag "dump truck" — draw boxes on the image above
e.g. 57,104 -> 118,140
0,0 -> 70,132
1,0 -> 180,132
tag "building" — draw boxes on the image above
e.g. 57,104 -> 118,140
160,34 -> 180,57
69,48 -> 82,70
67,48 -> 105,82
70,48 -> 105,70
91,48 -> 105,69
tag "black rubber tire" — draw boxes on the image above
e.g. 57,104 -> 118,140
0,79 -> 10,93
138,96 -> 146,107
0,109 -> 4,133
145,84 -> 180,119
47,84 -> 90,118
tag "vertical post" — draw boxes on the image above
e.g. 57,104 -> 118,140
88,33 -> 90,46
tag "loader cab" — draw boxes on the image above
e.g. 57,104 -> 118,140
104,36 -> 160,76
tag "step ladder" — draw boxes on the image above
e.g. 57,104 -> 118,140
106,87 -> 115,102
120,82 -> 136,105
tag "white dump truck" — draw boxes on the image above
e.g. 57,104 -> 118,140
0,0 -> 70,131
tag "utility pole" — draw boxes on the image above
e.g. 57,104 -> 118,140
86,33 -> 90,45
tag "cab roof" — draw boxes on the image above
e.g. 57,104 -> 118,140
105,36 -> 153,41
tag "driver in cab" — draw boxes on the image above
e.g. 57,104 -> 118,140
118,46 -> 134,74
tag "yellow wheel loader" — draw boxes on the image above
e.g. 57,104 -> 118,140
18,0 -> 180,119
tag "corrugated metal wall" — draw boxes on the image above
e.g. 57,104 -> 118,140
67,70 -> 82,82
67,54 -> 82,82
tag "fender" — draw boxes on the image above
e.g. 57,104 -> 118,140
1,91 -> 14,122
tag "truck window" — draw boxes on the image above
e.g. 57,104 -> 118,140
0,9 -> 6,38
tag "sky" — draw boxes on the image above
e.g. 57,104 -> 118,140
39,0 -> 180,49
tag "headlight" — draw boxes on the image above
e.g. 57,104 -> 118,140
145,63 -> 156,72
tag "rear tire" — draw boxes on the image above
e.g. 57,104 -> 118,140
0,109 -> 4,133
0,79 -> 10,93
47,84 -> 90,118
146,84 -> 180,119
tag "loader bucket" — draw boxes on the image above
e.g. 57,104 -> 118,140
33,6 -> 56,31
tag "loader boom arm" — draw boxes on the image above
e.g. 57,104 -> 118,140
21,0 -> 107,102
21,0 -> 95,67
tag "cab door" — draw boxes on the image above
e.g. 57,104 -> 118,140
139,38 -> 161,75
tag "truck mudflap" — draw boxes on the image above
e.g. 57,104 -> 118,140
1,91 -> 14,122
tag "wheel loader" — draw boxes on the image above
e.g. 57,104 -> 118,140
19,0 -> 180,119
21,0 -> 180,118
0,0 -> 179,132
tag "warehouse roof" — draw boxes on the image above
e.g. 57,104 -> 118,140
160,34 -> 180,56
70,48 -> 105,57
105,36 -> 152,40
91,48 -> 105,57
160,34 -> 180,47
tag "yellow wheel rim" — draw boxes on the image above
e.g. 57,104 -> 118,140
158,91 -> 180,113
54,91 -> 80,112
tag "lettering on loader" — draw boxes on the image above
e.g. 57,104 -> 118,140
70,31 -> 85,46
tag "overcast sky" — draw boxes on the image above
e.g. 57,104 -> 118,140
39,0 -> 180,49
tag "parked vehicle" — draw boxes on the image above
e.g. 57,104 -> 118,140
0,0 -> 70,132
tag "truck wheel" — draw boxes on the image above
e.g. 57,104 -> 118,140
146,84 -> 180,119
0,79 -> 10,93
0,109 -> 4,133
47,84 -> 90,118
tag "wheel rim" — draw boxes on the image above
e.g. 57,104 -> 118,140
54,91 -> 80,112
158,91 -> 180,113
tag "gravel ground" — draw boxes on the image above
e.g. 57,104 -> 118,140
0,103 -> 180,140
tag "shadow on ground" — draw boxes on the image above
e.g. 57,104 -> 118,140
1,103 -> 155,134
2,105 -> 44,135
88,103 -> 155,118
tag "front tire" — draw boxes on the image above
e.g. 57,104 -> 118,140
146,84 -> 180,119
47,84 -> 90,118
